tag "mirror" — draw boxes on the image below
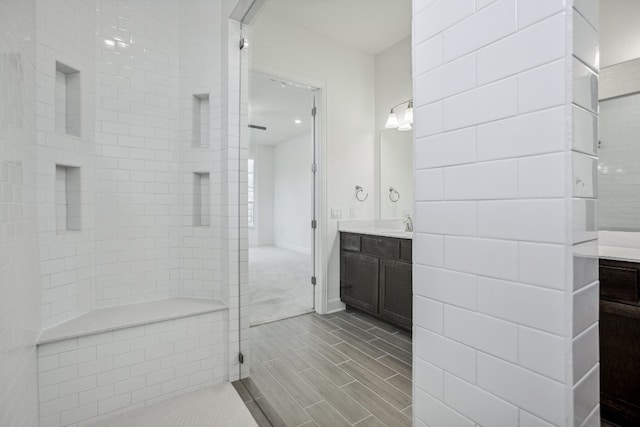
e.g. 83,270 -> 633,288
379,129 -> 413,219
598,91 -> 640,231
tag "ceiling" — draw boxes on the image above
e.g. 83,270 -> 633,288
248,0 -> 411,146
253,0 -> 412,55
249,72 -> 315,146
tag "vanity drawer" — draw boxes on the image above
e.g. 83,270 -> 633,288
362,235 -> 400,259
340,233 -> 361,252
600,260 -> 640,303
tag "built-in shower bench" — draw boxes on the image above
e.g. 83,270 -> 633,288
36,298 -> 228,426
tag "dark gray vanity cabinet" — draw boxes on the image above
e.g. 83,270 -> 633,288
340,232 -> 412,330
341,251 -> 379,313
599,258 -> 640,426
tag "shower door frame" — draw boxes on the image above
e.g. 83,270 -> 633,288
234,2 -> 331,387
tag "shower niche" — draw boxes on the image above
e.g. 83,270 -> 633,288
55,61 -> 81,137
192,93 -> 210,148
55,164 -> 81,233
194,172 -> 211,226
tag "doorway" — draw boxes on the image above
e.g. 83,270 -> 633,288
248,72 -> 318,326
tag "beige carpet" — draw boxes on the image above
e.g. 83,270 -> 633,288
93,383 -> 258,427
249,246 -> 314,326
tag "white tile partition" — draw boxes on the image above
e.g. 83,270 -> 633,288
412,1 -> 600,426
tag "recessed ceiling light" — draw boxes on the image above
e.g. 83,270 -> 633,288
294,119 -> 302,124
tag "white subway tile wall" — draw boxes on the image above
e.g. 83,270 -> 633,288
37,311 -> 226,426
0,0 -> 40,425
35,0 -> 227,328
36,0 -> 97,329
600,58 -> 640,99
413,1 -> 600,426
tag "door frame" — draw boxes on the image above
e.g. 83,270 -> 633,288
251,65 -> 329,314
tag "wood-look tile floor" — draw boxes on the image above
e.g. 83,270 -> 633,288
234,310 -> 412,427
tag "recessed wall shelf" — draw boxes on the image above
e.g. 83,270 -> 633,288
55,165 -> 81,233
55,62 -> 81,137
192,93 -> 210,148
193,172 -> 210,226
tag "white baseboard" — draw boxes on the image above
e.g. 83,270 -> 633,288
326,298 -> 345,313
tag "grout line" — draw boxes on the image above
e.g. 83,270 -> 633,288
343,375 -> 413,418
248,312 -> 413,427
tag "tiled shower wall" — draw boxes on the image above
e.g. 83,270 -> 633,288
179,0 -> 224,300
92,0 -> 182,309
36,0 -> 97,328
0,0 -> 41,425
412,1 -> 599,426
35,0 -> 226,329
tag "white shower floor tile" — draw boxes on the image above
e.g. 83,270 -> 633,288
92,383 -> 258,427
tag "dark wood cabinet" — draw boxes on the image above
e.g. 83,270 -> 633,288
600,258 -> 640,426
340,251 -> 379,313
379,259 -> 412,329
340,232 -> 412,330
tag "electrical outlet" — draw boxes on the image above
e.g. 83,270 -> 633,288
331,207 -> 342,219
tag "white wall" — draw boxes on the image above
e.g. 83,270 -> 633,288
375,37 -> 412,134
0,0 -> 40,425
412,1 -> 599,426
600,0 -> 640,67
251,9 -> 376,310
274,133 -> 312,254
249,143 -> 275,247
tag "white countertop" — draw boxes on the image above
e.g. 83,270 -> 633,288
599,245 -> 640,263
338,219 -> 413,239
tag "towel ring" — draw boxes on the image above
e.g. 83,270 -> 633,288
389,187 -> 400,203
355,185 -> 368,202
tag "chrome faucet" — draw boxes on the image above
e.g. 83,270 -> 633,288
402,214 -> 413,232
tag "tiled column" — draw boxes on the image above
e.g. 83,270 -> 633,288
412,1 -> 599,426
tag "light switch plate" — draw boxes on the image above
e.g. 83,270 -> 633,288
331,207 -> 342,219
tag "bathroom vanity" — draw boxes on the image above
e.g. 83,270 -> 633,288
339,230 -> 412,330
599,258 -> 640,425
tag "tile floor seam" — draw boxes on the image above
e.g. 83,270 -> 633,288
338,364 -> 413,414
243,311 -> 413,427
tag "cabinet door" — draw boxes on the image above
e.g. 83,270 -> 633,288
379,259 -> 412,330
340,251 -> 379,313
600,300 -> 640,425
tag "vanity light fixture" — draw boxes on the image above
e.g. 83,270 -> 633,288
398,120 -> 412,131
385,100 -> 413,131
294,119 -> 302,124
384,110 -> 399,128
